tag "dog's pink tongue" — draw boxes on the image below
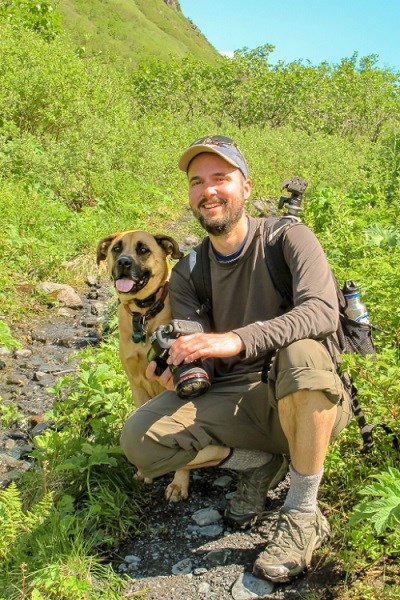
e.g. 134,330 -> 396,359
115,279 -> 134,293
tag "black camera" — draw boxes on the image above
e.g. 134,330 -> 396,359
147,319 -> 211,399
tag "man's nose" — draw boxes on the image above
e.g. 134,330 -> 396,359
202,182 -> 218,198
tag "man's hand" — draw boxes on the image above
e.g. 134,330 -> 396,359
145,361 -> 175,391
167,332 -> 244,366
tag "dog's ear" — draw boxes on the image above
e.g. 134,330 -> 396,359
154,235 -> 184,260
96,233 -> 120,265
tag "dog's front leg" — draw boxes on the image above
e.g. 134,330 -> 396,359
165,469 -> 190,502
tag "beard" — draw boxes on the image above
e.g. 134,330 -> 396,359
192,194 -> 245,236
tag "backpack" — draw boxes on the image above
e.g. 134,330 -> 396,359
189,215 -> 377,452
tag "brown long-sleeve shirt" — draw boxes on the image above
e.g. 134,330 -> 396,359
169,216 -> 339,379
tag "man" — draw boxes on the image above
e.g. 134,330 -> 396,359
121,135 -> 352,582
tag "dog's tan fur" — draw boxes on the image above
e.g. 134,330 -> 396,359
96,230 -> 190,502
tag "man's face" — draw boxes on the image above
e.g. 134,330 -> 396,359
187,153 -> 252,235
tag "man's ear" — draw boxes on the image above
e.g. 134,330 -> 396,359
96,232 -> 120,265
154,235 -> 184,260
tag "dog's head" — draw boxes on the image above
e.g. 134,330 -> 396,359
96,231 -> 183,301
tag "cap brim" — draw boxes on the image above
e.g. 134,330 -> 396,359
178,145 -> 242,173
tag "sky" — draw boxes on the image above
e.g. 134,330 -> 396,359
179,0 -> 400,72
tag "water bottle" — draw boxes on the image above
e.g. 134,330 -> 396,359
343,280 -> 370,324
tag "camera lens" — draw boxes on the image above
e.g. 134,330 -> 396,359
173,364 -> 211,399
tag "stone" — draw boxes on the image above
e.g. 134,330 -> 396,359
197,581 -> 211,595
205,549 -> 230,566
124,555 -> 141,568
196,524 -> 223,537
231,572 -> 274,599
80,317 -> 96,328
57,308 -> 74,318
171,558 -> 192,575
14,349 -> 33,359
38,282 -> 83,309
6,373 -> 28,386
192,507 -> 222,526
86,275 -> 98,287
213,475 -> 233,488
87,290 -> 99,300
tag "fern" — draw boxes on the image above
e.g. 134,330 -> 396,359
349,467 -> 400,534
0,482 -> 53,562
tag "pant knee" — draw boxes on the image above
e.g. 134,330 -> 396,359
271,339 -> 344,404
120,409 -> 157,474
277,339 -> 332,371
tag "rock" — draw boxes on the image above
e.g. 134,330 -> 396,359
205,549 -> 230,566
87,290 -> 99,300
0,347 -> 11,356
34,373 -> 55,388
30,421 -> 55,437
231,572 -> 274,599
0,452 -> 31,479
31,330 -> 48,343
6,373 -> 28,386
0,360 -> 6,369
196,524 -> 224,537
80,317 -> 97,328
57,308 -> 74,318
197,581 -> 211,595
172,558 -> 193,575
192,507 -> 222,526
124,555 -> 141,570
56,336 -> 76,348
38,282 -> 83,309
193,568 -> 208,576
86,275 -> 99,287
14,349 -> 33,359
213,475 -> 233,488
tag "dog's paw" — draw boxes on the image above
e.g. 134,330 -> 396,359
165,469 -> 190,502
134,470 -> 153,485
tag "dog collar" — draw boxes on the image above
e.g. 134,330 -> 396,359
124,283 -> 169,344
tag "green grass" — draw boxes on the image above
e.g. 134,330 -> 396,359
59,0 -> 220,66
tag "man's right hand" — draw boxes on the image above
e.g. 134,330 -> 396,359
146,361 -> 175,391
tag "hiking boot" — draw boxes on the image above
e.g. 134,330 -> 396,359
253,506 -> 330,582
224,454 -> 288,530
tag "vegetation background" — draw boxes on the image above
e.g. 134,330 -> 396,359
0,1 -> 399,598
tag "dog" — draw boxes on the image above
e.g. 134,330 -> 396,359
96,230 -> 190,502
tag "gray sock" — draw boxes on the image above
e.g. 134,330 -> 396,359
219,448 -> 273,471
283,464 -> 323,513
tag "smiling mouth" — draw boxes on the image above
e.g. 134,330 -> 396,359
200,200 -> 225,210
114,274 -> 150,294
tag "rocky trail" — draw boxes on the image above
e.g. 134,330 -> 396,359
0,276 -> 345,600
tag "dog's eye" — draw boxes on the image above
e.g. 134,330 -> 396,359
137,245 -> 150,255
112,243 -> 122,254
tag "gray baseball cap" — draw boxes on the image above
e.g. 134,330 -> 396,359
178,135 -> 249,179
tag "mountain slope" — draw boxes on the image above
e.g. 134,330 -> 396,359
59,0 -> 220,66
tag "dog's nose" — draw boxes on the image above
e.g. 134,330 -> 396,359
117,255 -> 133,268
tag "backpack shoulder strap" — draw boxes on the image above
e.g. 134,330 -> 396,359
264,216 -> 301,310
189,237 -> 213,322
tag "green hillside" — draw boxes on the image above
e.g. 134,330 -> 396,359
59,0 -> 220,65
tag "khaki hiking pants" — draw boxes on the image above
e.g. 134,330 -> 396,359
121,339 -> 352,479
